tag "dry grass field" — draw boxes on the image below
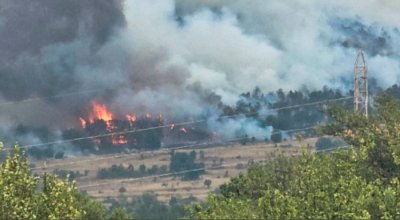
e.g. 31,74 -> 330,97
31,138 -> 317,203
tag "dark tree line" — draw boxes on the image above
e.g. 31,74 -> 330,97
97,164 -> 168,179
105,193 -> 196,219
170,150 -> 205,180
12,83 -> 400,158
61,116 -> 164,154
98,150 -> 205,181
219,86 -> 351,141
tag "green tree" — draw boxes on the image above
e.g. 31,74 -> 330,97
75,192 -> 107,220
0,144 -> 83,219
322,93 -> 400,181
0,143 -> 112,219
189,93 -> 400,219
107,208 -> 132,220
170,150 -> 204,180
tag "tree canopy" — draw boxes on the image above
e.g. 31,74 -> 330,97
189,93 -> 400,219
0,143 -> 132,220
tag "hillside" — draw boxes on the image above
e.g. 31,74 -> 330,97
31,138 -> 317,202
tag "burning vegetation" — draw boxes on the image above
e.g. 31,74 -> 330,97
77,101 -> 164,152
7,86 -> 353,159
70,101 -> 211,154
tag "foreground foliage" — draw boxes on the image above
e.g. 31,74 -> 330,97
0,144 -> 83,219
107,193 -> 196,219
189,93 -> 400,219
0,143 -> 132,219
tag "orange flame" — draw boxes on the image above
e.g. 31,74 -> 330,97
180,127 -> 187,133
88,101 -> 113,123
79,102 -> 163,146
112,135 -> 128,145
126,114 -> 137,122
79,117 -> 87,128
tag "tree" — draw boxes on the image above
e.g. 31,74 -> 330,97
0,144 -> 83,219
314,136 -> 346,151
119,186 -> 127,193
139,164 -> 146,174
188,93 -> 400,219
107,208 -> 132,220
322,93 -> 400,181
270,130 -> 282,143
0,143 -> 132,220
75,192 -> 107,220
170,150 -> 204,180
204,179 -> 212,188
62,129 -> 95,152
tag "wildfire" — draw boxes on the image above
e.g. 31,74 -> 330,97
88,101 -> 113,123
79,117 -> 87,128
112,135 -> 128,145
80,102 -> 129,145
126,114 -> 137,122
78,101 -> 163,146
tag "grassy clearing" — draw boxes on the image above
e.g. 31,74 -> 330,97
32,138 -> 317,202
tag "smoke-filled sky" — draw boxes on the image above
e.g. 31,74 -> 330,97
0,0 -> 399,130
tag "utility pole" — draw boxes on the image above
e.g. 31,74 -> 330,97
354,49 -> 368,117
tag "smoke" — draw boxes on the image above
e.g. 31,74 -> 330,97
208,116 -> 273,140
0,0 -> 400,142
175,0 -> 400,88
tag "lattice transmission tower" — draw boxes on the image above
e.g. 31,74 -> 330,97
354,49 -> 368,117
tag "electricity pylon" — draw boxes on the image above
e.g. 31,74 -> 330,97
354,49 -> 368,117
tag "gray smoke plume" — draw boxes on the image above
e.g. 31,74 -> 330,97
0,0 -> 400,142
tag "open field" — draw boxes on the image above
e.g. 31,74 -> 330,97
31,138 -> 317,202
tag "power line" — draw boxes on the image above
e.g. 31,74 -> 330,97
270,96 -> 351,111
20,120 -> 204,149
31,126 -> 317,171
12,96 -> 350,150
79,144 -> 351,189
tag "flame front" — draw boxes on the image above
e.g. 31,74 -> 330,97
79,102 -> 164,147
89,101 -> 113,123
80,101 -> 129,145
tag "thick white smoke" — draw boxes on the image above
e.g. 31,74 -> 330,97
1,0 -> 400,142
174,0 -> 400,89
113,0 -> 400,139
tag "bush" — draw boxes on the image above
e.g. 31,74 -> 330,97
315,136 -> 346,151
119,186 -> 127,193
204,179 -> 212,188
270,131 -> 282,143
170,150 -> 205,180
97,163 -> 168,179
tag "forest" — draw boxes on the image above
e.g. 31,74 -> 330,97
188,92 -> 400,219
10,85 -> 353,159
3,87 -> 400,219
